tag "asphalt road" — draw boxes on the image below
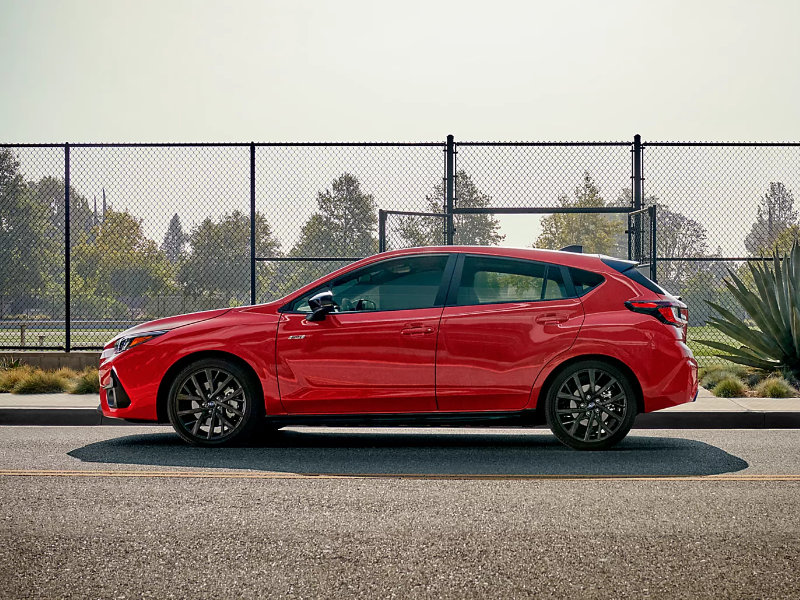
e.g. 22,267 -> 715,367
1,426 -> 799,599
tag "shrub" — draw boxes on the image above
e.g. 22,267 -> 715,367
713,377 -> 746,398
0,357 -> 22,370
701,369 -> 738,389
54,367 -> 78,380
755,376 -> 796,398
70,367 -> 100,394
11,371 -> 69,394
700,242 -> 800,377
744,370 -> 767,388
779,370 -> 800,389
700,364 -> 749,389
0,365 -> 34,392
0,365 -> 100,394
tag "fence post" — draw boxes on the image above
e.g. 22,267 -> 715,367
378,209 -> 387,252
627,212 -> 632,261
633,134 -> 643,262
445,134 -> 455,245
64,143 -> 71,352
250,142 -> 256,305
650,205 -> 658,282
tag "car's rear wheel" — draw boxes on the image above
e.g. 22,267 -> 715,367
545,360 -> 637,451
167,358 -> 262,447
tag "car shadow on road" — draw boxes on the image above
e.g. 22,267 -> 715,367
67,428 -> 749,477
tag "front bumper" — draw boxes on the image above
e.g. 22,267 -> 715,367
102,368 -> 131,409
99,348 -> 163,421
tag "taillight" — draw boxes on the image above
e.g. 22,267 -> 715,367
625,300 -> 688,340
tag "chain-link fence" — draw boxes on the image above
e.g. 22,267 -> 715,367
253,143 -> 444,301
1,137 -> 798,352
645,142 -> 800,363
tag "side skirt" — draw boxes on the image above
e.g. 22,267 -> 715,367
265,409 -> 545,428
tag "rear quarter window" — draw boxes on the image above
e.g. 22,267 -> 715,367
569,268 -> 605,296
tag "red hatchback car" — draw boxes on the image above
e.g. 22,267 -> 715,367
99,246 -> 698,450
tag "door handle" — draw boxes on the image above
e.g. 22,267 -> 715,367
401,326 -> 435,335
536,313 -> 569,325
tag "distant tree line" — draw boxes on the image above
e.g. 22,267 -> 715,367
1,147 -> 795,326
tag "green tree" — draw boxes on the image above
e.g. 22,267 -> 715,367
281,174 -> 377,294
161,213 -> 186,264
25,176 -> 96,308
394,170 -> 504,248
0,150 -> 48,303
179,210 -> 280,306
536,173 -> 624,254
769,225 -> 800,254
72,210 -> 174,316
24,176 -> 95,248
291,173 -> 378,257
744,182 -> 796,255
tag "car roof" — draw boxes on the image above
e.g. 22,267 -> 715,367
376,245 -> 613,271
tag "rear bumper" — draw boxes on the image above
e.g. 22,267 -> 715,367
643,352 -> 699,413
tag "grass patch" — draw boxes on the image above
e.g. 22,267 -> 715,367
0,365 -> 34,392
54,367 -> 79,380
713,377 -> 746,398
11,371 -> 69,394
0,364 -> 99,394
755,377 -> 797,398
698,363 -> 749,389
70,367 -> 100,394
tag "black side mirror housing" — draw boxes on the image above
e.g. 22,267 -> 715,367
306,290 -> 337,322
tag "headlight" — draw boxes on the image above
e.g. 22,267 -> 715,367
113,330 -> 168,355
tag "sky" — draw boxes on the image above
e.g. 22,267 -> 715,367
2,0 -> 799,143
1,0 -> 799,256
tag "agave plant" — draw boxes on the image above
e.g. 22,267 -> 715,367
698,241 -> 800,377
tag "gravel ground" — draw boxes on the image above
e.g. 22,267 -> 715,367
1,427 -> 799,599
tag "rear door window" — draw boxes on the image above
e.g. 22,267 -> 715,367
454,255 -> 569,306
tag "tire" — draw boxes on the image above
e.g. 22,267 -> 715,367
545,360 -> 637,451
167,358 -> 263,447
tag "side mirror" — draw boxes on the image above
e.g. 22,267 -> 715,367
306,290 -> 337,322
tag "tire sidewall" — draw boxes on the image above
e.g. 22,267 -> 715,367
545,360 -> 637,451
167,358 -> 262,447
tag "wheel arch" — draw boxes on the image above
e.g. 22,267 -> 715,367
156,350 -> 265,423
533,354 -> 644,420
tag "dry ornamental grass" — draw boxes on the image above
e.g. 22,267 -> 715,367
0,364 -> 99,394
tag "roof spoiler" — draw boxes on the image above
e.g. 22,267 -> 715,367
559,245 -> 583,253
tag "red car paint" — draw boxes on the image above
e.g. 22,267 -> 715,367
99,246 -> 698,423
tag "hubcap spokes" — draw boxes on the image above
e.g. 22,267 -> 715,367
555,368 -> 627,443
176,368 -> 246,441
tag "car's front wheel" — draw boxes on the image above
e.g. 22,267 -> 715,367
167,358 -> 262,446
545,360 -> 637,451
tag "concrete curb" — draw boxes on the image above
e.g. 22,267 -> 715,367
2,407 -> 800,428
634,411 -> 800,429
0,407 -> 143,426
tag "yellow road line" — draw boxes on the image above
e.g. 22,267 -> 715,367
1,470 -> 800,481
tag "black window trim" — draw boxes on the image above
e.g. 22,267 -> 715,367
446,253 -> 577,308
278,253 -> 458,315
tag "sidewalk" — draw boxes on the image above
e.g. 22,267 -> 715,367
1,388 -> 800,428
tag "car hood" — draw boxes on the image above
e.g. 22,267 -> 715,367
108,308 -> 232,345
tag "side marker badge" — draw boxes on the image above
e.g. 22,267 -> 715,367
288,335 -> 306,340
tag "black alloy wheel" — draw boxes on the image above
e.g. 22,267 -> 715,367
545,360 -> 637,451
167,358 -> 262,446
